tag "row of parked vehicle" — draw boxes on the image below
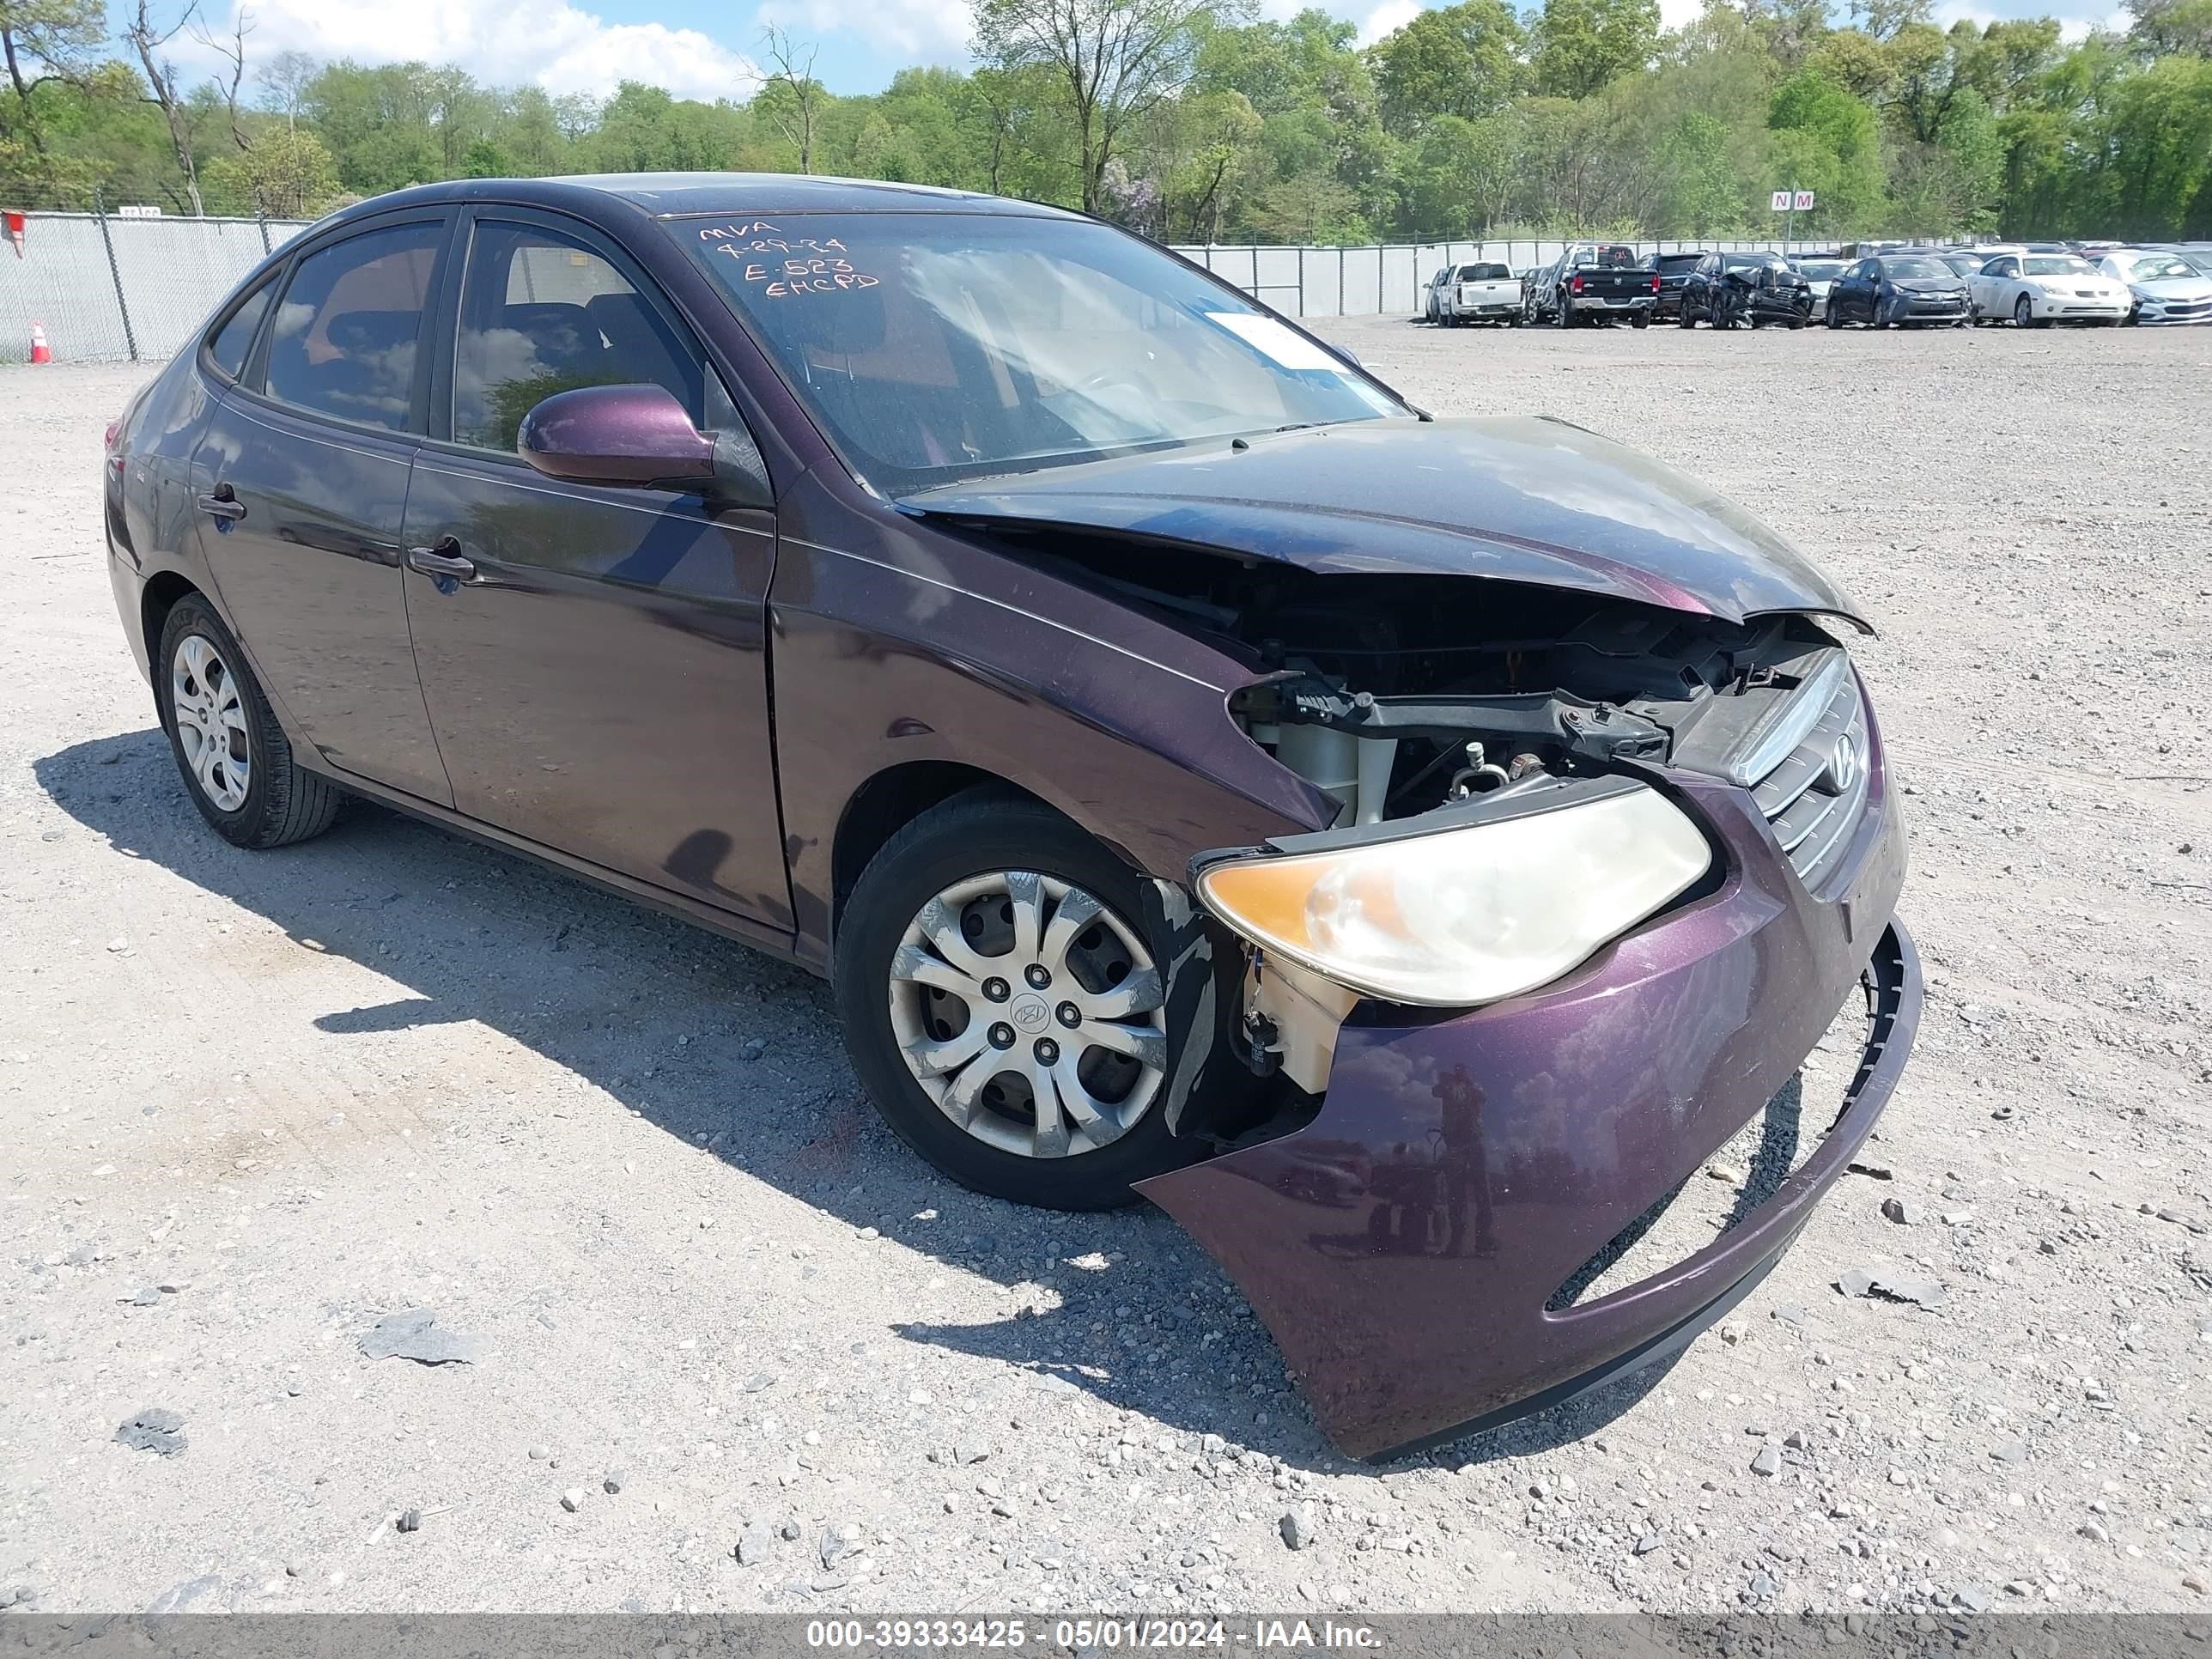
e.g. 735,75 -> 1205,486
1421,240 -> 2212,331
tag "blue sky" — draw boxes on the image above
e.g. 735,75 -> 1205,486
162,0 -> 2126,106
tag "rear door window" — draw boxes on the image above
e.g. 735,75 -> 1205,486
264,221 -> 444,432
206,276 -> 275,382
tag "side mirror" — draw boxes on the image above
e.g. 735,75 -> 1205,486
518,383 -> 772,509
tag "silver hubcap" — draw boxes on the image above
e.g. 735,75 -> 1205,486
888,872 -> 1168,1159
171,634 -> 252,813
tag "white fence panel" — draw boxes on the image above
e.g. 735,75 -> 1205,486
2,214 -> 1818,364
1,212 -> 311,364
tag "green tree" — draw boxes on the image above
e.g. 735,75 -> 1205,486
1369,1 -> 1525,133
975,0 -> 1249,214
202,120 -> 342,215
0,0 -> 103,170
1533,0 -> 1661,99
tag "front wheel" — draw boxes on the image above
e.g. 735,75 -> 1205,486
834,794 -> 1192,1210
2014,295 -> 2033,329
156,594 -> 341,849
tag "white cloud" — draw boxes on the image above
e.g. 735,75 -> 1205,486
754,0 -> 970,60
1356,0 -> 1422,45
1656,0 -> 1705,27
2056,5 -> 2131,37
209,0 -> 760,103
1937,0 -> 2129,35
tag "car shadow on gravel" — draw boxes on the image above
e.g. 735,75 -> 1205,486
38,726 -> 1677,1476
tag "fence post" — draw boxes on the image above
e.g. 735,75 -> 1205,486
94,188 -> 140,365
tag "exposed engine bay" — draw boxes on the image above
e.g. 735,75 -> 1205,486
988,532 -> 1850,824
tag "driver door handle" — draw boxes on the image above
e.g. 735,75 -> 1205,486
404,537 -> 477,583
196,483 -> 246,521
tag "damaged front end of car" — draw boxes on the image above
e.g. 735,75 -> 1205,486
902,417 -> 1921,1460
1157,610 -> 1917,1462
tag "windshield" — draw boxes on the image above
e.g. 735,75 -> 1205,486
1937,255 -> 1982,276
2024,256 -> 2094,276
678,212 -> 1407,495
2122,255 -> 2196,281
1880,258 -> 1949,280
1794,260 -> 1844,280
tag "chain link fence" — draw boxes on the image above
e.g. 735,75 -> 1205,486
0,204 -> 313,366
0,206 -> 1797,366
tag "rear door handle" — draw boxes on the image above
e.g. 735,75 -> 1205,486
196,484 -> 246,521
404,537 -> 477,585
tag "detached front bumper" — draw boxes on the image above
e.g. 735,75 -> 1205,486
1141,759 -> 1916,1461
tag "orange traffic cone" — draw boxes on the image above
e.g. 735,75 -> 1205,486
29,320 -> 52,364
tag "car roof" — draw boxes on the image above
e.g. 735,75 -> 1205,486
315,172 -> 1082,226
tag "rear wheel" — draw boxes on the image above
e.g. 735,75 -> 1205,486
155,595 -> 341,849
834,794 -> 1191,1210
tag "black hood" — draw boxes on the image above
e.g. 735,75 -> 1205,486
898,416 -> 1869,632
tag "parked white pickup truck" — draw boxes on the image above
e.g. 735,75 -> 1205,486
1425,261 -> 1522,327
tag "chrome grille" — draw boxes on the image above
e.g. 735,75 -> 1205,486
1745,661 -> 1871,893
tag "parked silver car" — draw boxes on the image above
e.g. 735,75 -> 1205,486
2098,250 -> 2212,325
1788,256 -> 1847,319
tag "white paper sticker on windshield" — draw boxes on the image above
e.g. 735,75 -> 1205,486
1205,312 -> 1346,372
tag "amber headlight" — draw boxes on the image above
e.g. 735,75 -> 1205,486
1194,781 -> 1711,1007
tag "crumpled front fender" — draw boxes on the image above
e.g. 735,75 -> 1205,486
1139,770 -> 1917,1461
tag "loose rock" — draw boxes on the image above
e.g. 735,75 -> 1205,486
115,1407 -> 186,1456
358,1308 -> 486,1365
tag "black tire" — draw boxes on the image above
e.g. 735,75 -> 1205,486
834,793 -> 1197,1211
1826,305 -> 1842,328
1553,299 -> 1571,329
1679,301 -> 1697,328
155,593 -> 341,850
2014,295 -> 2033,329
1632,311 -> 1650,329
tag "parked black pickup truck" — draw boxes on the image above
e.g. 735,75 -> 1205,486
1523,244 -> 1660,328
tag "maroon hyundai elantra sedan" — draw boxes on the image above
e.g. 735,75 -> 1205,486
101,173 -> 1917,1459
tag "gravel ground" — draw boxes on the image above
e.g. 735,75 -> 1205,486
3,320 -> 2209,1619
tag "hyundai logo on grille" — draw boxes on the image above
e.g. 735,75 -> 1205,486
1825,733 -> 1861,795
